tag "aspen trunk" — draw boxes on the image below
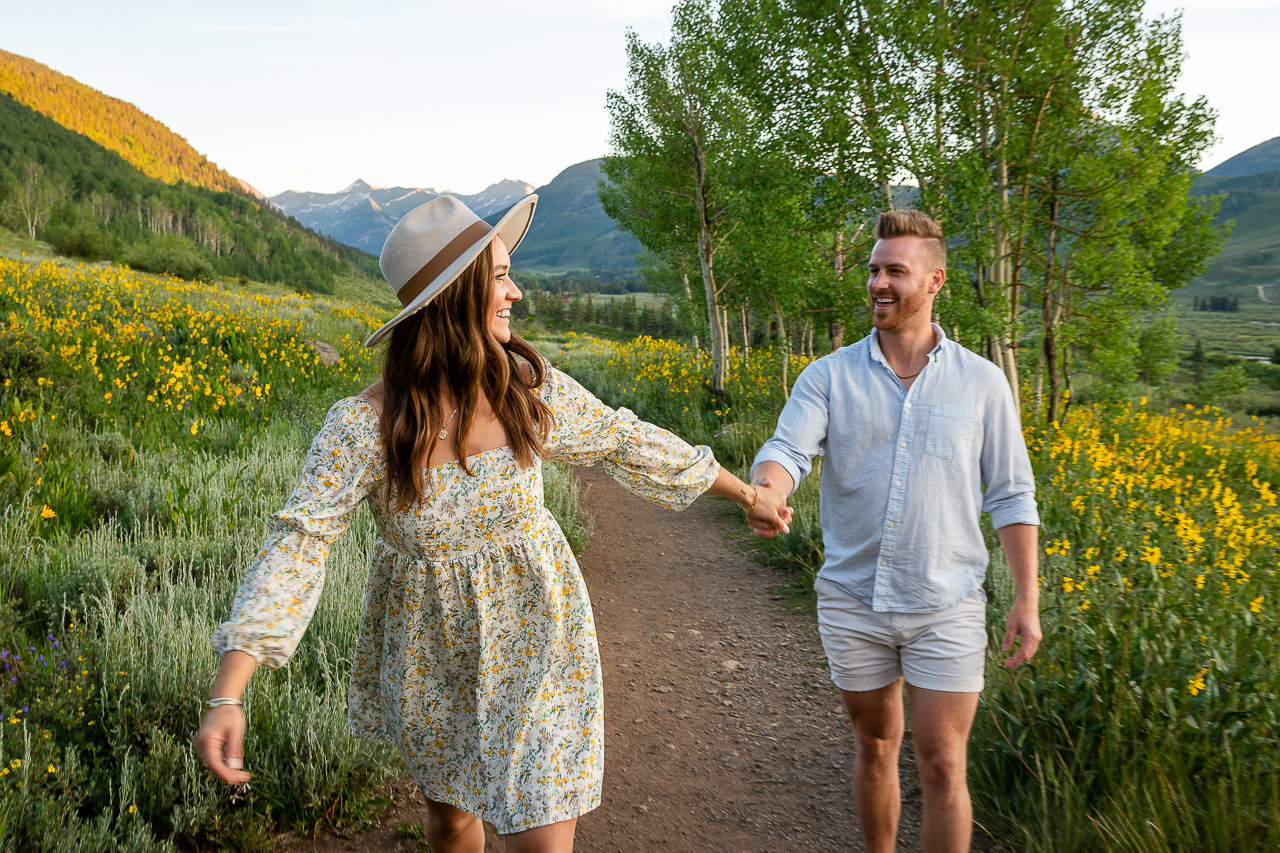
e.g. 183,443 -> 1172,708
692,145 -> 726,397
1044,297 -> 1060,424
831,230 -> 846,352
993,153 -> 1020,413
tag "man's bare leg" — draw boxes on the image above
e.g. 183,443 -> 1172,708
840,678 -> 906,853
904,685 -> 980,853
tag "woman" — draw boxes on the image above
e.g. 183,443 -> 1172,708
194,195 -> 783,853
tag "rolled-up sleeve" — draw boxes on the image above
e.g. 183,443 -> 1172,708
980,383 -> 1040,529
211,398 -> 384,669
541,366 -> 719,511
751,360 -> 830,494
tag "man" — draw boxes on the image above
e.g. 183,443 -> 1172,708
746,210 -> 1041,853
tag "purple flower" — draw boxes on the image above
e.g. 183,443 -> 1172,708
9,677 -> 14,683
1,651 -> 8,659
21,707 -> 27,713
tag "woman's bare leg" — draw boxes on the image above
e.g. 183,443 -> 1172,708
502,817 -> 578,853
425,799 -> 485,853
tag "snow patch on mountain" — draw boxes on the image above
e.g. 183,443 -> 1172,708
270,178 -> 537,254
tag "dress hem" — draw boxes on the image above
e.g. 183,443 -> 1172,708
409,786 -> 602,835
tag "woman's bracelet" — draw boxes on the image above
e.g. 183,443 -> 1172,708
205,697 -> 244,710
742,484 -> 760,513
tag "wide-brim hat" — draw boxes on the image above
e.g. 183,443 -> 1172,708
364,193 -> 537,347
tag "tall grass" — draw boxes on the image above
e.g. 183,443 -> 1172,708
0,260 -> 594,851
0,420 -> 403,851
549,331 -> 1280,853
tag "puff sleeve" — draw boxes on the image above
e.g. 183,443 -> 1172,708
211,397 -> 384,669
540,366 -> 719,510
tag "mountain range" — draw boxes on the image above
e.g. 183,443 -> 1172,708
272,160 -> 642,273
270,179 -> 535,253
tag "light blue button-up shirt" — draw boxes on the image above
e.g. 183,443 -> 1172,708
752,325 -> 1039,613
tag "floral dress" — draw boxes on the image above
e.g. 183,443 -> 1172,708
211,366 -> 719,833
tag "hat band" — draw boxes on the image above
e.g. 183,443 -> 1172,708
396,220 -> 493,307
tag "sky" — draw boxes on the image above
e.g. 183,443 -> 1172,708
2,0 -> 1278,198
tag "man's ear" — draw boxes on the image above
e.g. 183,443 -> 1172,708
928,267 -> 947,295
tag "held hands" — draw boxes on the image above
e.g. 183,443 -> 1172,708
746,476 -> 793,538
1001,594 -> 1043,668
193,705 -> 251,785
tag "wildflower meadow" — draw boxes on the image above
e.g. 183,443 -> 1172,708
0,258 -> 590,851
1,254 -> 1275,851
550,332 -> 1279,853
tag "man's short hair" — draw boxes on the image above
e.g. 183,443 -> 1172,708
874,209 -> 946,270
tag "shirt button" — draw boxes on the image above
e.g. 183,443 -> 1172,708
887,522 -> 895,529
904,402 -> 912,408
895,480 -> 902,487
900,441 -> 907,448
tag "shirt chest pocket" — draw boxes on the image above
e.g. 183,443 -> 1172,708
924,404 -> 979,460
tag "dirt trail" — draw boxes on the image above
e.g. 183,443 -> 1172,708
283,466 -> 928,852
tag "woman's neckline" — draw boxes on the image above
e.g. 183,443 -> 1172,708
341,396 -> 514,469
429,444 -> 514,469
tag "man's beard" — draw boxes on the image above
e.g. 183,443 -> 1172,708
871,286 -> 930,331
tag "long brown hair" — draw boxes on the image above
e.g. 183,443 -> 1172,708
380,243 -> 553,510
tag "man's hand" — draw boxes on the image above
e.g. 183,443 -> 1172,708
996,523 -> 1041,668
1001,595 -> 1042,668
746,476 -> 792,537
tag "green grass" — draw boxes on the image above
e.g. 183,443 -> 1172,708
1171,285 -> 1280,359
0,226 -> 58,262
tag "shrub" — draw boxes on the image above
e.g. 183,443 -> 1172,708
42,204 -> 112,260
122,235 -> 215,283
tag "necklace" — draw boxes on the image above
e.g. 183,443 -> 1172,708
438,408 -> 459,441
894,367 -> 923,380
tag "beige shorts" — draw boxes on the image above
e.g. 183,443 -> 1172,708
815,576 -> 988,694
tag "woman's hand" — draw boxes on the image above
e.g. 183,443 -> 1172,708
194,705 -> 252,784
194,650 -> 257,784
709,468 -> 791,535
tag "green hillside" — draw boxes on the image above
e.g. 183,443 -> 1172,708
1203,135 -> 1280,178
1189,168 -> 1280,290
0,93 -> 380,292
0,49 -> 243,194
486,159 -> 641,272
1174,168 -> 1280,359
